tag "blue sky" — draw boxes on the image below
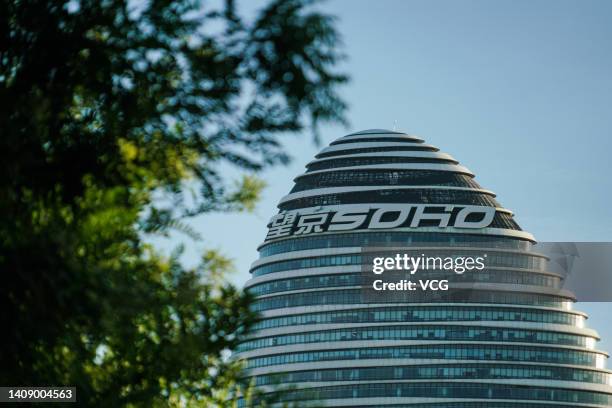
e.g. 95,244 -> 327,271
157,0 -> 612,352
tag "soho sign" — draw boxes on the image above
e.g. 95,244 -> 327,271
265,204 -> 496,241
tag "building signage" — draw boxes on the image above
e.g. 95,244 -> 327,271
265,204 -> 496,241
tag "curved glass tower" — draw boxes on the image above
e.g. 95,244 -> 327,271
238,129 -> 612,407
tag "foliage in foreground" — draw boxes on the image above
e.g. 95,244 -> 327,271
0,0 -> 347,405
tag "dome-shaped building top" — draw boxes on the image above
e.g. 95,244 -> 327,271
238,130 -> 612,407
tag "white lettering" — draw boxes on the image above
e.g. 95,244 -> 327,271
411,205 -> 453,228
328,210 -> 368,231
369,205 -> 411,229
454,206 -> 496,228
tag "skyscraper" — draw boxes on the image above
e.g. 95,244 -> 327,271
238,129 -> 612,406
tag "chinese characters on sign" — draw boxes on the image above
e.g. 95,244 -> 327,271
265,204 -> 496,241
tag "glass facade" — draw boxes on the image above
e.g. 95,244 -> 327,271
254,364 -> 611,385
239,325 -> 591,352
246,344 -> 602,369
279,188 -> 504,210
258,232 -> 532,256
330,136 -> 422,144
316,145 -> 437,159
248,271 -> 561,296
276,383 -> 612,405
238,130 -> 612,406
251,251 -> 544,276
251,306 -> 583,330
290,170 -> 481,191
306,156 -> 457,171
249,289 -> 570,311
